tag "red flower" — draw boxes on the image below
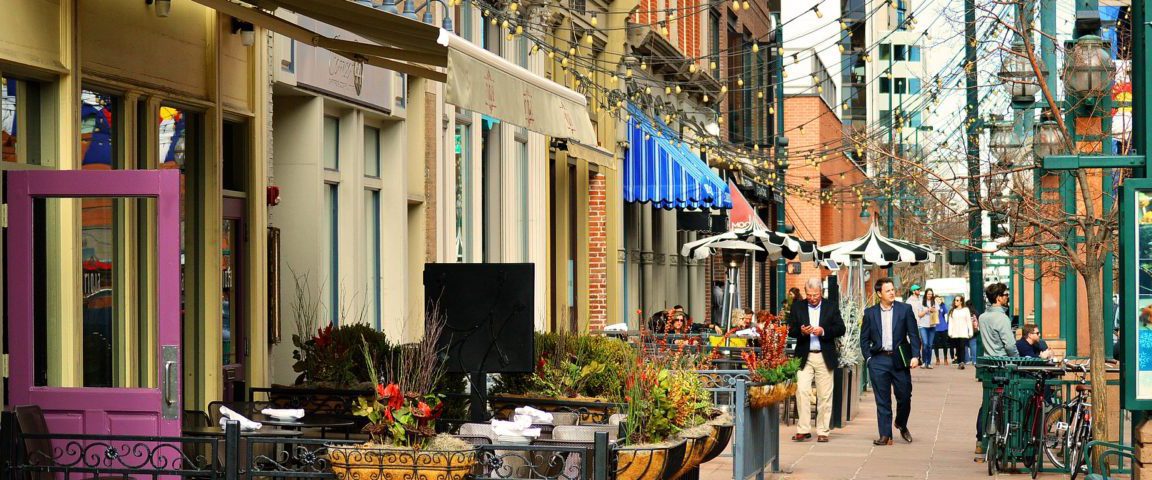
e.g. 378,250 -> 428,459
379,383 -> 403,410
314,324 -> 334,348
415,401 -> 433,418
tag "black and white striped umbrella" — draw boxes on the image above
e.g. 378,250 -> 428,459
680,224 -> 822,262
819,224 -> 937,267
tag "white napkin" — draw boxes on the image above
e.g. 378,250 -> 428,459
734,328 -> 760,338
491,415 -> 542,438
260,408 -> 305,420
218,406 -> 263,431
604,323 -> 629,332
514,406 -> 554,424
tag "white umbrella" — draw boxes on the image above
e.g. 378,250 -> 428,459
819,224 -> 937,267
680,224 -> 822,262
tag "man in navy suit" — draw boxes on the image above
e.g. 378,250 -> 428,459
860,277 -> 922,445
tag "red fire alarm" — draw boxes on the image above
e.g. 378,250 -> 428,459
266,185 -> 281,206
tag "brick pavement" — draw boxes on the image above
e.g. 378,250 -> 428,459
699,363 -> 1089,479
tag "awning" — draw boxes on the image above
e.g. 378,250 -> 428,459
623,104 -> 730,210
439,32 -> 597,145
726,180 -> 768,230
194,0 -> 597,145
562,140 -> 615,170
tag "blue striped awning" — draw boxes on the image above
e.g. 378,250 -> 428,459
623,104 -> 731,210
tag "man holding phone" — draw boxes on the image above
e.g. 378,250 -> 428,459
787,278 -> 846,443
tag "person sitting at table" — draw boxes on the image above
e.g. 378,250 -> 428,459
1015,323 -> 1052,359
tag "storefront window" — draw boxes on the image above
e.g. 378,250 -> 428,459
364,126 -> 380,177
455,119 -> 473,262
2,76 -> 46,165
82,91 -> 120,170
365,189 -> 381,329
325,183 -> 339,325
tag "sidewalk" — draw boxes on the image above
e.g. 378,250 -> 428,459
700,363 -> 1090,479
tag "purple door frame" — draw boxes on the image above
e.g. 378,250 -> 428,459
6,169 -> 182,437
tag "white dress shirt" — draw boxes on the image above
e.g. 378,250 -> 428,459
808,302 -> 822,351
880,305 -> 894,351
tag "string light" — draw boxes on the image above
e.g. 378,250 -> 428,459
813,6 -> 822,18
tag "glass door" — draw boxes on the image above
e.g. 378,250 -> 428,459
6,169 -> 182,437
221,197 -> 245,402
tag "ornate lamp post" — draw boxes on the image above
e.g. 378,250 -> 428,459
1032,118 -> 1066,159
989,118 -> 1023,165
999,40 -> 1043,106
1063,35 -> 1115,101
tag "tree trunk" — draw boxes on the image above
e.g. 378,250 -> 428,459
1082,266 -> 1111,445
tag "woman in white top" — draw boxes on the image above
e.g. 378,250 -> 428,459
946,296 -> 974,369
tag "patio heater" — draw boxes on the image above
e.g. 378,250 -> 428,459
719,246 -> 750,333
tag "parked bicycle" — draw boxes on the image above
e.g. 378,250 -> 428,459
1013,364 -> 1066,479
983,365 -> 1013,476
1042,360 -> 1094,480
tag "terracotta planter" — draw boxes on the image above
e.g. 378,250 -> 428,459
327,444 -> 477,480
749,382 -> 796,408
614,439 -> 687,480
699,423 -> 734,464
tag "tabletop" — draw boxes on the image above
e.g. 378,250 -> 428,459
214,402 -> 358,429
183,426 -> 304,437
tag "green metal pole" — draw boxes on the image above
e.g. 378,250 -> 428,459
1103,91 -> 1115,358
966,0 -> 984,313
1035,0 -> 1056,332
887,48 -> 895,278
774,13 -> 786,311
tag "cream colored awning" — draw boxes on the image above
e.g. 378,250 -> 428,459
194,0 -> 597,145
564,140 -> 615,170
438,32 -> 597,145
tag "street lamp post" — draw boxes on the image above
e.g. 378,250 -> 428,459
774,12 -> 787,313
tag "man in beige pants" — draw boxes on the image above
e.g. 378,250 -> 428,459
786,277 -> 846,442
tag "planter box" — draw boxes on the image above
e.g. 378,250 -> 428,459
489,394 -> 624,424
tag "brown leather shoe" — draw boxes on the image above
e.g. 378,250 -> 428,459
873,436 -> 893,446
792,433 -> 812,442
817,435 -> 829,443
898,426 -> 913,443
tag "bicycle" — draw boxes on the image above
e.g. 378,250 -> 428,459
1014,364 -> 1066,479
983,365 -> 1013,476
1042,360 -> 1094,480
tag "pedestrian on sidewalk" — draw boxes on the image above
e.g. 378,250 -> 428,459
946,296 -> 973,369
929,290 -> 951,366
860,277 -> 921,446
908,285 -> 934,369
788,277 -> 846,443
966,299 -> 980,363
975,282 -> 1018,454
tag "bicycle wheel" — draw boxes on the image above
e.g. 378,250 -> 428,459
1042,406 -> 1069,469
1031,439 -> 1043,479
985,399 -> 1000,476
1068,420 -> 1092,480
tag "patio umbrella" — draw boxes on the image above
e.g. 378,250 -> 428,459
680,224 -> 822,262
819,224 -> 937,267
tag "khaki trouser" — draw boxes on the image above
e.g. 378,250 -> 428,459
796,351 -> 835,436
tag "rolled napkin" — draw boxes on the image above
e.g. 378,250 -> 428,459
490,417 -> 542,438
734,328 -> 760,338
514,406 -> 554,424
218,406 -> 262,431
603,323 -> 629,332
260,408 -> 306,420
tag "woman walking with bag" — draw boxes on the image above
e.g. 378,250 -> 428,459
947,296 -> 974,369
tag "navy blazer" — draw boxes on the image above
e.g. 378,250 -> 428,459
859,301 -> 923,368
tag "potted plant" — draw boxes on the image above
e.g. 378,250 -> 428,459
741,322 -> 801,407
327,320 -> 476,480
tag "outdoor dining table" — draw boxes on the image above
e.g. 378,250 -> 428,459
217,402 -> 359,438
183,426 -> 304,437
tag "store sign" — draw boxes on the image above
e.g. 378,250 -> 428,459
295,16 -> 392,110
1122,180 -> 1152,408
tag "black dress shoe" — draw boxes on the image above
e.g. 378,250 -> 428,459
899,426 -> 913,443
873,436 -> 893,446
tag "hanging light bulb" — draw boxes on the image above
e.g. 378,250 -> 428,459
718,115 -> 725,124
645,86 -> 652,94
778,47 -> 784,55
626,67 -> 633,77
515,25 -> 524,35
506,33 -> 514,41
689,63 -> 698,73
675,85 -> 682,94
491,18 -> 497,25
738,78 -> 745,86
531,44 -> 539,54
584,33 -> 593,45
782,70 -> 788,78
838,44 -> 846,53
590,14 -> 598,26
742,1 -> 750,9
509,2 -> 519,11
813,5 -> 822,18
640,61 -> 648,70
817,85 -> 823,93
610,75 -> 617,85
769,106 -> 775,115
752,42 -> 760,53
703,94 -> 710,102
548,50 -> 555,58
561,57 -> 569,67
501,19 -> 509,29
483,9 -> 490,16
720,85 -> 728,94
568,47 -> 576,56
731,1 -> 739,11
660,23 -> 669,36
